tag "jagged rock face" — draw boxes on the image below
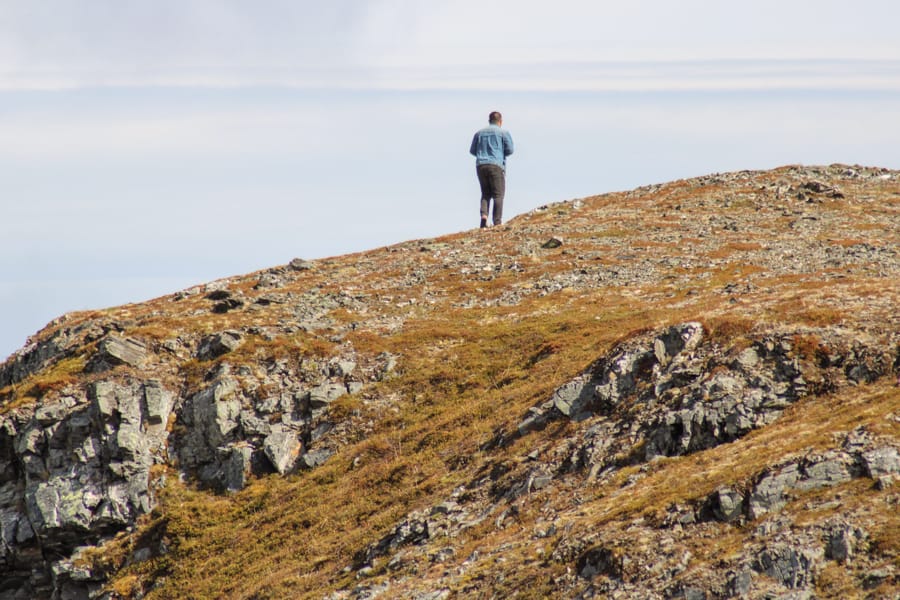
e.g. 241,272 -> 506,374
172,361 -> 355,490
0,337 -> 387,597
0,320 -> 117,389
515,322 -> 895,481
1,380 -> 171,598
347,323 -> 898,599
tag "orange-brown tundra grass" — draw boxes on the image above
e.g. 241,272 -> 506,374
4,165 -> 896,598
93,290 -> 898,599
378,381 -> 900,600
92,297 -> 691,598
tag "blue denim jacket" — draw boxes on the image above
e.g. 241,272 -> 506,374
470,124 -> 514,170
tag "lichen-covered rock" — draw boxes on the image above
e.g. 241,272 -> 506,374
550,376 -> 594,419
859,446 -> 899,478
0,319 -> 115,388
704,488 -> 744,523
289,258 -> 314,271
309,382 -> 348,408
0,379 -> 174,596
518,322 -> 897,486
88,335 -> 149,371
263,426 -> 302,475
747,464 -> 801,519
753,544 -> 821,589
825,525 -> 865,563
197,330 -> 243,360
300,447 -> 334,469
224,445 -> 253,492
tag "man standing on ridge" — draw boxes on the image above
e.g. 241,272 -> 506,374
470,111 -> 514,229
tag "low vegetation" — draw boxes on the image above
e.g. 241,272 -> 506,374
1,165 -> 897,598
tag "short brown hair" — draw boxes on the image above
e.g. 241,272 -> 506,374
489,111 -> 502,124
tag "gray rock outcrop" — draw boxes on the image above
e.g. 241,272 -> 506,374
0,345 -> 375,598
1,379 -> 173,597
516,322 -> 896,482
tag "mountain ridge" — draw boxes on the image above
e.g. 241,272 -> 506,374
1,164 -> 897,599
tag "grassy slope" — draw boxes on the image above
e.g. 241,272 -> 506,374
3,165 -> 898,598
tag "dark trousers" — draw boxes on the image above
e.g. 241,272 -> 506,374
476,164 -> 505,226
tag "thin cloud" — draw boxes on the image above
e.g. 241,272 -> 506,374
2,59 -> 898,93
336,60 -> 900,93
0,1 -> 898,91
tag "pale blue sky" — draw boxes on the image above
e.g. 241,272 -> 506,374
2,1 -> 899,359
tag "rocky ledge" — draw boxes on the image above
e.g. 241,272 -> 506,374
343,322 -> 898,599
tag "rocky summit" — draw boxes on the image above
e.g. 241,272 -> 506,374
1,164 -> 898,600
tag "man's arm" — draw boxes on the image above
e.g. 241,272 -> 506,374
470,133 -> 479,156
503,131 -> 514,156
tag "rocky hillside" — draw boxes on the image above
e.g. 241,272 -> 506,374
1,164 -> 898,599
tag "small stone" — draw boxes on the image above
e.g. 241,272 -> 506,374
91,381 -> 118,417
430,501 -> 460,516
263,427 -> 302,475
541,237 -> 564,249
551,377 -> 593,419
874,475 -> 894,490
212,298 -> 244,314
796,456 -> 853,490
530,474 -> 552,491
708,488 -> 744,522
860,447 -> 900,478
255,272 -> 284,289
309,421 -> 334,443
334,360 -> 357,377
378,352 -> 398,380
517,409 -> 549,436
301,448 -> 334,469
191,378 -> 241,448
736,347 -> 760,369
34,401 -> 71,425
289,258 -> 314,271
239,412 -> 272,437
863,568 -> 892,590
309,383 -> 347,407
752,544 -> 820,589
197,331 -> 242,360
748,464 -> 801,519
681,587 -> 707,600
825,527 -> 859,563
132,547 -> 153,563
727,570 -> 753,597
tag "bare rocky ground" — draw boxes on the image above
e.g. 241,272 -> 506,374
0,164 -> 897,599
